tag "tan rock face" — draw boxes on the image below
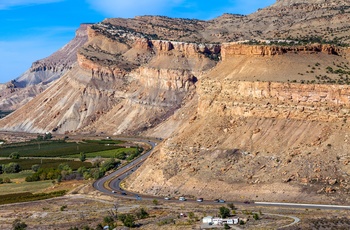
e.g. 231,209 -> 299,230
221,43 -> 345,60
198,80 -> 350,122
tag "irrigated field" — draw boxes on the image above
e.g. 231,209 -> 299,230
0,140 -> 125,158
0,159 -> 92,170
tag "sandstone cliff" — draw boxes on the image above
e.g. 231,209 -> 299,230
126,43 -> 350,204
2,0 -> 350,204
0,22 -> 218,134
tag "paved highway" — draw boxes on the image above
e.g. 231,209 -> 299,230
93,138 -> 350,210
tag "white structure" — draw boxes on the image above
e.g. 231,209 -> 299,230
202,216 -> 213,224
203,217 -> 239,225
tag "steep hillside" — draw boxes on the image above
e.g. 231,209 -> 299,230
0,23 -> 218,134
0,24 -> 89,111
126,44 -> 350,204
2,0 -> 350,203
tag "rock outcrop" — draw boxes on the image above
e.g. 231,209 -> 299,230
0,24 -> 90,111
2,0 -> 350,204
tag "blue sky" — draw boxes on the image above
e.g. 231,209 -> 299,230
0,0 -> 275,83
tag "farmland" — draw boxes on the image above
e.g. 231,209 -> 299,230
0,159 -> 92,171
0,137 -> 142,204
0,140 -> 126,158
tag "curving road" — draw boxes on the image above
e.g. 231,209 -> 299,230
93,138 -> 350,210
93,139 -> 156,199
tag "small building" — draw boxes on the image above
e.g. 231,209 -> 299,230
203,217 -> 239,225
202,216 -> 213,224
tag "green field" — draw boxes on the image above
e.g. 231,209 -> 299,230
0,140 -> 124,158
0,159 -> 92,170
0,190 -> 66,205
69,147 -> 138,158
0,171 -> 33,180
0,180 -> 53,195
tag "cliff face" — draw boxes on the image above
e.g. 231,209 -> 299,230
125,43 -> 350,204
0,24 -> 89,111
3,1 -> 350,204
0,22 -> 217,134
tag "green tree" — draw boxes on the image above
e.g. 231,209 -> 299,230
4,162 -> 21,173
58,163 -> 72,178
122,214 -> 135,228
224,223 -> 231,229
12,219 -> 27,230
44,132 -> 52,140
79,152 -> 86,162
9,152 -> 20,159
219,206 -> 230,218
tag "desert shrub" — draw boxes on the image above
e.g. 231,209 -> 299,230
219,206 -> 230,218
122,214 -> 135,228
253,213 -> 260,220
135,208 -> 149,219
12,218 -> 27,230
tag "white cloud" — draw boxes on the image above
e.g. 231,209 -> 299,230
87,0 -> 184,18
0,0 -> 64,10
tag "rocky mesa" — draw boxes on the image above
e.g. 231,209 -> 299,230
1,0 -> 350,204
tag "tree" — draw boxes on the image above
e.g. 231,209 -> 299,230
224,223 -> 231,229
31,164 -> 40,172
12,219 -> 27,230
122,214 -> 135,228
79,152 -> 86,162
9,152 -> 20,159
4,162 -> 21,173
219,206 -> 230,218
44,132 -> 52,140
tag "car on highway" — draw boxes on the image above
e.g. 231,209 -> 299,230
121,192 -> 127,195
197,198 -> 203,202
244,200 -> 251,204
214,199 -> 225,203
179,196 -> 186,201
164,197 -> 171,200
112,190 -> 116,193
